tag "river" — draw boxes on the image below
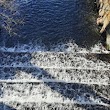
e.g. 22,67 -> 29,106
0,1 -> 110,109
0,0 -> 102,52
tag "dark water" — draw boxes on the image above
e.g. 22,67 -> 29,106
0,0 -> 100,51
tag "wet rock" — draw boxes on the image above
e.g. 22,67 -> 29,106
105,25 -> 110,50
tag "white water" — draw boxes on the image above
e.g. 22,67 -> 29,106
0,42 -> 109,53
0,51 -> 109,109
0,0 -> 110,110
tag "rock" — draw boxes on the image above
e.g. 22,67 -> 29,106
106,31 -> 110,50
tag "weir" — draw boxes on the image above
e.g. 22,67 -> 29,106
0,0 -> 110,110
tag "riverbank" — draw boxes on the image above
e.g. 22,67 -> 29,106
94,0 -> 110,50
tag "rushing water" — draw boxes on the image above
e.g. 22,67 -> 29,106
0,0 -> 101,52
0,1 -> 110,109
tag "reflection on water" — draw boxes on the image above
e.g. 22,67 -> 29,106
0,0 -> 100,51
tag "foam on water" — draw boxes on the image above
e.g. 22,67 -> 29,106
0,47 -> 109,108
0,44 -> 46,52
0,41 -> 109,53
0,0 -> 110,109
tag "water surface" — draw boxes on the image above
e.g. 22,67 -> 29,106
0,0 -> 99,51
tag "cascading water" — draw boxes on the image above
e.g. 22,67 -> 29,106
0,0 -> 110,110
